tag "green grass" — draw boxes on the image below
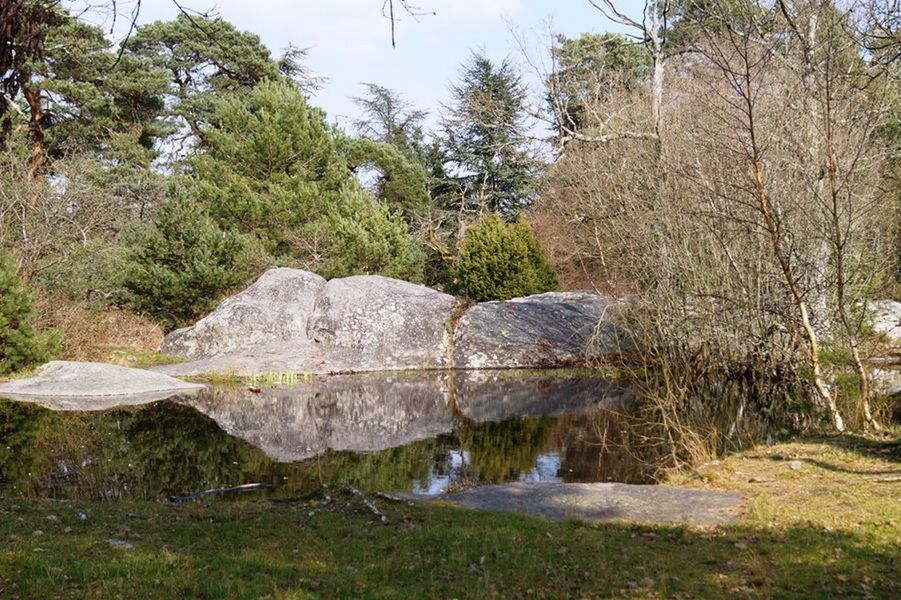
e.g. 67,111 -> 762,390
1,435 -> 898,599
104,348 -> 186,369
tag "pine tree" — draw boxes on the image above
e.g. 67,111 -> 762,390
122,197 -> 251,331
0,251 -> 55,375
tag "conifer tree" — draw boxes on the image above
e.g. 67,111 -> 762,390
0,251 -> 55,374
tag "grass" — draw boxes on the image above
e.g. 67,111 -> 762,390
1,434 -> 898,598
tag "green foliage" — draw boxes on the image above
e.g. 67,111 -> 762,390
188,80 -> 424,281
452,213 -> 557,301
322,187 -> 425,282
550,33 -> 651,136
351,83 -> 429,164
13,14 -> 169,169
436,53 -> 542,218
0,251 -> 55,374
458,416 -> 555,484
121,196 -> 251,331
344,137 -> 429,219
125,14 -> 283,139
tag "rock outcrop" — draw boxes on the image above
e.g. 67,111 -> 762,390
152,269 -> 619,376
160,268 -> 326,360
870,300 -> 901,346
0,361 -> 205,409
307,275 -> 455,371
155,269 -> 457,376
452,291 -> 624,370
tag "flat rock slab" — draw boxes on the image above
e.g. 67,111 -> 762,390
0,361 -> 205,409
413,481 -> 743,526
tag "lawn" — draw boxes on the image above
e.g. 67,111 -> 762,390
1,435 -> 898,599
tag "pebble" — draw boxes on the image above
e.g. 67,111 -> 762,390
789,460 -> 804,470
107,539 -> 134,550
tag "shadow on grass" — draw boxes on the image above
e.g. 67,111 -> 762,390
1,500 -> 898,599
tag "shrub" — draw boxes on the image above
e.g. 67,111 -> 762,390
122,196 -> 252,331
452,213 -> 558,301
0,252 -> 56,375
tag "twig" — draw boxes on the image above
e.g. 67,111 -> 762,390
169,482 -> 272,503
343,482 -> 388,523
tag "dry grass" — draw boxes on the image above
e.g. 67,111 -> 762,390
34,295 -> 164,362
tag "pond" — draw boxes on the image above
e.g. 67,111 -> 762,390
0,371 -> 770,502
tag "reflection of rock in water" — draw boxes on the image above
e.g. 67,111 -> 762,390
179,373 -> 454,462
453,371 -> 632,423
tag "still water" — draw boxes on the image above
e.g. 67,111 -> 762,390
0,371 -> 764,501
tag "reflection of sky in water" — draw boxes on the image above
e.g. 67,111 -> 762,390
412,450 -> 562,495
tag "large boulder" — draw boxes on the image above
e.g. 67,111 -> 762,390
452,291 -> 624,369
0,361 -> 205,409
307,275 -> 456,371
160,268 -> 326,360
870,300 -> 901,346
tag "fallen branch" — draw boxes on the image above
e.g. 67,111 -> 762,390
343,482 -> 388,523
169,482 -> 273,503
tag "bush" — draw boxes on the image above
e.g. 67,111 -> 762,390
452,213 -> 558,301
122,196 -> 252,331
0,252 -> 56,375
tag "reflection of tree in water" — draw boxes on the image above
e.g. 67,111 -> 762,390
458,416 -> 555,484
312,439 -> 439,493
0,399 -> 452,500
551,411 -> 657,484
0,400 -> 55,491
123,402 -> 258,498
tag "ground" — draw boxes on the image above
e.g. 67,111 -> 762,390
1,435 -> 898,599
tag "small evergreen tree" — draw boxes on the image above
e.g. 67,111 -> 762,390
452,213 -> 558,301
122,197 -> 251,331
0,251 -> 55,375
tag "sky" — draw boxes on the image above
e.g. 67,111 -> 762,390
78,0 -> 643,131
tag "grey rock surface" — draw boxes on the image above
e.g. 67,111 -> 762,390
416,481 -> 743,525
453,370 -> 631,423
159,268 -> 326,360
0,361 -> 205,409
157,269 -> 457,375
308,275 -> 456,371
870,300 -> 901,346
870,367 -> 901,397
453,291 -> 624,369
180,372 -> 453,462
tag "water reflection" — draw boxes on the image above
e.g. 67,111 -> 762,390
0,370 -> 767,500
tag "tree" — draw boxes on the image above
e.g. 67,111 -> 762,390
184,80 -> 425,282
344,137 -> 430,219
547,33 -> 651,140
124,14 -> 287,148
122,196 -> 251,331
0,250 -> 55,374
452,213 -> 557,301
0,0 -> 60,151
436,53 -> 542,219
0,4 -> 168,175
351,83 -> 428,163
